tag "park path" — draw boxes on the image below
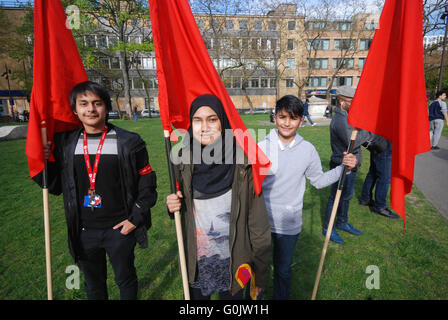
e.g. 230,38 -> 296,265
414,135 -> 448,220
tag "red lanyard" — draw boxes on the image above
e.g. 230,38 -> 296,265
83,126 -> 108,192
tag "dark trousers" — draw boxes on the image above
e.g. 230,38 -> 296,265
361,145 -> 392,209
189,286 -> 244,300
78,227 -> 138,300
272,232 -> 300,300
324,163 -> 357,228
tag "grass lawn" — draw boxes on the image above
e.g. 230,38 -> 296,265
1,115 -> 447,300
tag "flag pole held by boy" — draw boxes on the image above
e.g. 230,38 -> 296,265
26,0 -> 88,300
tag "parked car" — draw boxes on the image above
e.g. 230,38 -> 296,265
108,111 -> 120,119
140,109 -> 160,118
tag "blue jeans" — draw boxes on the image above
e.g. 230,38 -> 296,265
305,115 -> 314,125
324,163 -> 357,228
361,145 -> 392,209
272,232 -> 299,300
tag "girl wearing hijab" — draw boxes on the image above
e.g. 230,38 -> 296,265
166,94 -> 271,300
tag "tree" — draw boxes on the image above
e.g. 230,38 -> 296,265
73,0 -> 151,117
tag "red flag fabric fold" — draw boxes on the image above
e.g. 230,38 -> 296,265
347,0 -> 431,224
149,0 -> 271,195
26,0 -> 88,179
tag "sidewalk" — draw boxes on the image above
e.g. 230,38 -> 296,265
414,135 -> 448,220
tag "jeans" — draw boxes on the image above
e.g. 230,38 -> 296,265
430,119 -> 444,147
324,163 -> 357,228
305,115 -> 314,125
361,145 -> 392,209
78,227 -> 138,300
271,232 -> 299,300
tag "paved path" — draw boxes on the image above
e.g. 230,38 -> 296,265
414,135 -> 448,220
0,125 -> 27,141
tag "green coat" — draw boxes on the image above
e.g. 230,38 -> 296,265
174,158 -> 271,295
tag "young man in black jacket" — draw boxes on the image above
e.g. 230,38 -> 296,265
35,81 -> 157,299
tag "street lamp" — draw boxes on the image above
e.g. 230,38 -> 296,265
437,5 -> 448,92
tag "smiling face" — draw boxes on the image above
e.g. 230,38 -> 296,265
191,106 -> 222,146
274,109 -> 302,144
74,90 -> 107,133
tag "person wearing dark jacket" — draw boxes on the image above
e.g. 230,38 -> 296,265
34,81 -> 157,300
323,86 -> 386,244
166,94 -> 271,300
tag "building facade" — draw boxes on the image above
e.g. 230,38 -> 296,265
0,3 -> 380,116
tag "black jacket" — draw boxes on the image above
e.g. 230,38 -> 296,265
33,124 -> 157,261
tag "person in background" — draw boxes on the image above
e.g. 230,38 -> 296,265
429,90 -> 447,150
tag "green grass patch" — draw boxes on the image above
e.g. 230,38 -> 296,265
1,115 -> 447,300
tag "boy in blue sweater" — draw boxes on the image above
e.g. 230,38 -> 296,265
258,95 -> 357,300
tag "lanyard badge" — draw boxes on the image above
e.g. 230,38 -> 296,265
82,127 -> 107,211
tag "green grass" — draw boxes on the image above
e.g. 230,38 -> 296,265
1,115 -> 447,300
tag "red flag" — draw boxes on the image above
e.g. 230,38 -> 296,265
26,0 -> 88,179
149,0 -> 271,195
348,0 -> 431,224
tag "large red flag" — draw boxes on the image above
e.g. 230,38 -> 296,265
348,0 -> 431,224
149,0 -> 271,195
26,0 -> 88,179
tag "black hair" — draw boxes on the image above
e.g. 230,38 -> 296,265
275,95 -> 304,118
69,81 -> 112,112
435,90 -> 447,100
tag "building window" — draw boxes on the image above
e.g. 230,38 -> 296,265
288,20 -> 296,30
142,57 -> 156,69
286,58 -> 296,69
364,21 -> 378,31
269,38 -> 278,50
287,39 -> 296,51
268,20 -> 277,31
223,77 -> 232,88
251,78 -> 259,88
333,76 -> 352,87
239,20 -> 248,30
251,38 -> 260,50
97,35 -> 107,48
108,36 -> 118,48
261,38 -> 268,50
232,77 -> 241,88
111,57 -> 120,69
254,20 -> 262,30
358,58 -> 366,69
307,77 -> 327,88
307,58 -> 328,69
336,22 -> 351,31
99,57 -> 110,69
270,78 -> 277,88
226,20 -> 234,30
286,78 -> 294,88
260,78 -> 269,88
85,35 -> 96,47
133,78 -> 144,89
332,58 -> 354,69
360,39 -> 372,50
334,39 -> 356,50
307,21 -> 326,31
307,39 -> 330,50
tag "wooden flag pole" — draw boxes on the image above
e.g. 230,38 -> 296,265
40,122 -> 53,300
163,130 -> 190,300
311,128 -> 358,300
